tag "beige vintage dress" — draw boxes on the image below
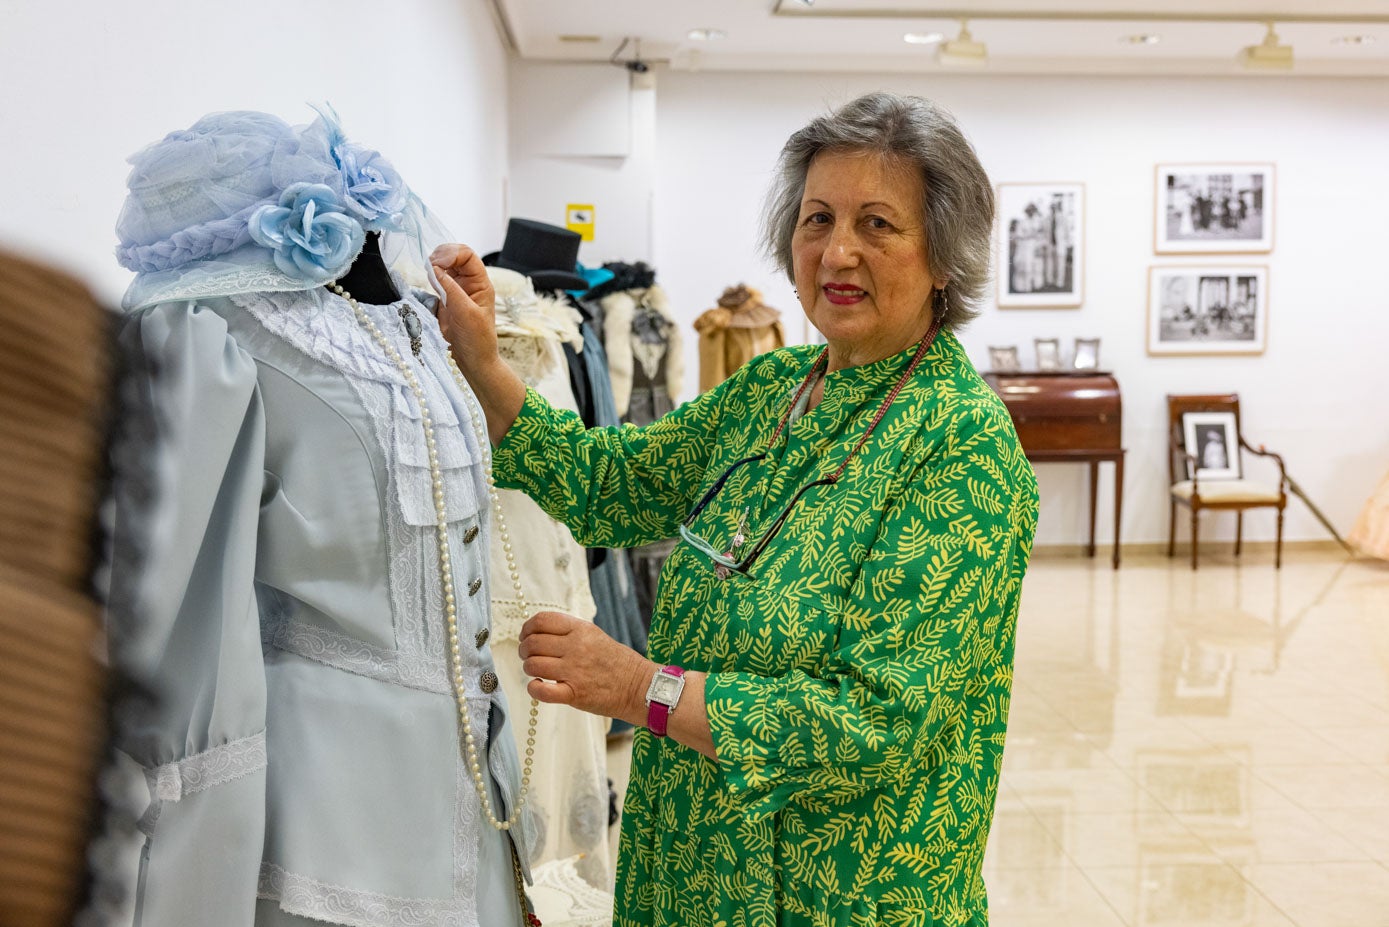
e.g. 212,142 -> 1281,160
488,269 -> 613,890
692,284 -> 787,393
1349,468 -> 1389,561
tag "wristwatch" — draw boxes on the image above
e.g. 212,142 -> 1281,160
644,665 -> 686,738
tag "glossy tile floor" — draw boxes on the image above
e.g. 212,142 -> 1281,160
988,549 -> 1389,927
604,549 -> 1389,925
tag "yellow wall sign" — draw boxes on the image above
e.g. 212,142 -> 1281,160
565,204 -> 595,242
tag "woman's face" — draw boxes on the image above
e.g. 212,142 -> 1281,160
792,149 -> 938,368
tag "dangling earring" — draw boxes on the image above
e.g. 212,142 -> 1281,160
933,286 -> 949,319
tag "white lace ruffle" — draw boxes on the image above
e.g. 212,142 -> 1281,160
228,286 -> 478,527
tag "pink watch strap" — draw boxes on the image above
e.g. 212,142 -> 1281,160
647,665 -> 685,738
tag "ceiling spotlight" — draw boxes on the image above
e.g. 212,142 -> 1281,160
904,32 -> 945,45
1240,22 -> 1293,70
939,20 -> 987,67
1333,34 -> 1376,46
687,28 -> 727,41
1123,34 -> 1161,46
796,0 -> 815,6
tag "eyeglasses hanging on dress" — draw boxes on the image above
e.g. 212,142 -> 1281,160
678,317 -> 942,581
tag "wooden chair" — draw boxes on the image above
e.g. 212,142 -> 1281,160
1167,394 -> 1287,570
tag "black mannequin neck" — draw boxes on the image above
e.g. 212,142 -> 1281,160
334,232 -> 400,304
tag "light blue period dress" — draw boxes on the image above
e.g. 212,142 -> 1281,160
110,284 -> 536,927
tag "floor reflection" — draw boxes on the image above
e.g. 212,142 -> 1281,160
989,551 -> 1389,927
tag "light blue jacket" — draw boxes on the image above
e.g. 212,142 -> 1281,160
110,285 -> 535,927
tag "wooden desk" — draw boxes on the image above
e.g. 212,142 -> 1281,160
983,371 -> 1125,568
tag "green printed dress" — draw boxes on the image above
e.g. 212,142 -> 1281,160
494,330 -> 1039,927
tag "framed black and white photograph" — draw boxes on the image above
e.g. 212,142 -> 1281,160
1181,411 -> 1241,481
1155,163 -> 1274,254
997,182 -> 1084,307
988,345 -> 1021,372
1034,338 -> 1062,371
1072,337 -> 1100,370
1147,265 -> 1268,355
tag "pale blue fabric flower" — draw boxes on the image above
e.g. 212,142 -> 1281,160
248,182 -> 364,283
311,105 -> 407,231
337,144 -> 407,230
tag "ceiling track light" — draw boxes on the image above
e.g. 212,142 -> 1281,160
939,19 -> 987,67
904,31 -> 945,46
1240,22 -> 1294,70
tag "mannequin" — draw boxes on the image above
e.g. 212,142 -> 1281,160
108,109 -> 535,927
692,284 -> 787,392
333,232 -> 400,305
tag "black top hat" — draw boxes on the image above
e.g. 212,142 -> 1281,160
483,218 -> 589,292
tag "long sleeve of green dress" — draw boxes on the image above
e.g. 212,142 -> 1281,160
494,331 -> 1039,927
493,361 -> 745,549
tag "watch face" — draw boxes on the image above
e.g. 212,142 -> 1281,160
648,672 -> 683,704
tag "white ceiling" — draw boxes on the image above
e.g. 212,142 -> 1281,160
495,0 -> 1389,76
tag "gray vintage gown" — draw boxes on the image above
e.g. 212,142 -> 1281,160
111,283 -> 536,927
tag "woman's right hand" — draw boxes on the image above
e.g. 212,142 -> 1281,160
429,243 -> 528,446
430,243 -> 499,379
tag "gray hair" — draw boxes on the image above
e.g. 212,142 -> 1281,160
762,92 -> 994,329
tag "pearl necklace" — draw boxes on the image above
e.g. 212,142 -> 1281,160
332,282 -> 538,832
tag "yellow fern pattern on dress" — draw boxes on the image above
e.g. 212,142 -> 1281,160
494,331 -> 1039,927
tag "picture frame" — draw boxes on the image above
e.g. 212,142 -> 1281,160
1155,162 -> 1274,254
1072,337 -> 1100,370
997,182 -> 1084,307
1034,337 -> 1062,371
1147,265 -> 1268,355
988,345 -> 1021,372
1181,411 -> 1241,481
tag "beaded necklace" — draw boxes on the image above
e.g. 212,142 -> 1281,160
331,282 -> 538,833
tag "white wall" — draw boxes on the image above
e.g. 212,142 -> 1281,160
649,71 -> 1389,547
0,0 -> 511,305
506,62 -> 657,266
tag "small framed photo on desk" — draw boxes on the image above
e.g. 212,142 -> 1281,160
1073,337 -> 1100,370
988,345 -> 1021,372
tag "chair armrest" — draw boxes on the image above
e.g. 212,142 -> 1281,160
1240,437 -> 1289,490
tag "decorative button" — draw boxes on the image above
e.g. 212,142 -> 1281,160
468,578 -> 483,597
463,526 -> 479,544
475,628 -> 490,649
480,671 -> 499,694
556,552 -> 571,569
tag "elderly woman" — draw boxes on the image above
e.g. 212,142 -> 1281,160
434,92 -> 1038,926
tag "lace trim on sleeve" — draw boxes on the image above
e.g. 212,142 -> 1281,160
145,731 -> 267,802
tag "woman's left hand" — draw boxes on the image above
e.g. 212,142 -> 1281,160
518,611 -> 654,724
